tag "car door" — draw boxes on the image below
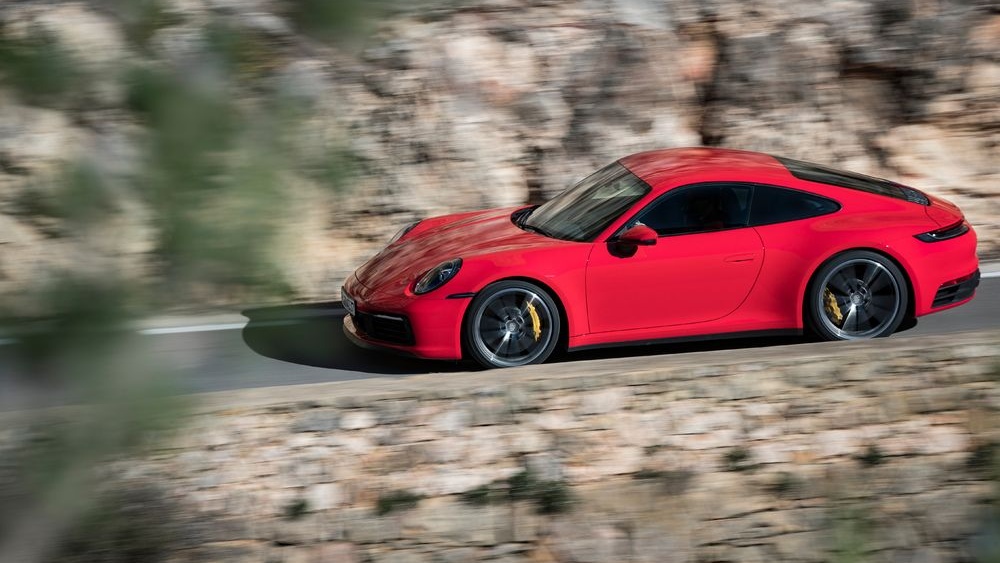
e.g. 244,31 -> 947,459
585,183 -> 764,333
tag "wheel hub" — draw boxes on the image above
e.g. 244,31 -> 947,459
849,283 -> 871,307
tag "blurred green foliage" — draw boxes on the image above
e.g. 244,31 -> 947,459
204,20 -> 283,79
109,0 -> 185,51
459,468 -> 573,514
0,2 -> 364,561
723,446 -> 756,472
123,60 -> 294,300
830,506 -> 872,563
286,0 -> 383,43
0,27 -> 84,108
376,490 -> 423,516
855,444 -> 885,468
284,497 -> 310,521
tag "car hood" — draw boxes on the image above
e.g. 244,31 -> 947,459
353,207 -> 557,292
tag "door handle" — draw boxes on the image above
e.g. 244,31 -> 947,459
724,253 -> 756,263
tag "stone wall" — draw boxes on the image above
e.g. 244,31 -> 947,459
53,330 -> 1000,562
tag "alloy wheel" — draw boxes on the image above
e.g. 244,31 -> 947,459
470,286 -> 556,368
817,258 -> 902,339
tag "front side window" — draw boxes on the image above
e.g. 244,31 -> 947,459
627,183 -> 752,236
749,184 -> 840,226
521,162 -> 651,242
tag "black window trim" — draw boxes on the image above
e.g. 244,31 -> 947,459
747,183 -> 842,228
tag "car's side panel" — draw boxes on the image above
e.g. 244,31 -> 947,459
585,228 -> 764,333
739,219 -> 834,328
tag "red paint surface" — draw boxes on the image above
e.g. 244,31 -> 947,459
343,148 -> 979,361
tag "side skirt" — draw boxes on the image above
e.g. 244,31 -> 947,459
567,329 -> 803,353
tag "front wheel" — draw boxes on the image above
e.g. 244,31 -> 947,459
807,251 -> 908,340
464,280 -> 561,369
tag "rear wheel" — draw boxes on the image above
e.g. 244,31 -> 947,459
464,280 -> 560,369
807,251 -> 908,340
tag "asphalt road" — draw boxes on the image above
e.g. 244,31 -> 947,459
1,277 -> 998,408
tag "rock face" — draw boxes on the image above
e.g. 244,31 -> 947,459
0,0 -> 997,305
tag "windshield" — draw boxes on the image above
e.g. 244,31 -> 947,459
522,162 -> 651,241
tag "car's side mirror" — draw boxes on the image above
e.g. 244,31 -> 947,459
618,224 -> 658,246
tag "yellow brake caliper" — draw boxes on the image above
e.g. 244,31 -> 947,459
823,287 -> 844,326
526,301 -> 542,342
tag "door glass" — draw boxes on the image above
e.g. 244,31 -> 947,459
630,183 -> 752,236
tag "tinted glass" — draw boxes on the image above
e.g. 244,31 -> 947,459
629,183 -> 752,236
776,156 -> 929,205
523,162 -> 650,241
749,184 -> 839,226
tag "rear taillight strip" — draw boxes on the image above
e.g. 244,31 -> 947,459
915,220 -> 969,243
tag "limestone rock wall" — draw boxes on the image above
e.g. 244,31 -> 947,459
0,0 -> 998,304
37,330 -> 998,562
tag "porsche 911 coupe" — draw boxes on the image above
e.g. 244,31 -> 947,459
342,147 -> 979,368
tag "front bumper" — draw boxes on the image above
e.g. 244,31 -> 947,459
340,278 -> 468,360
343,315 -> 418,357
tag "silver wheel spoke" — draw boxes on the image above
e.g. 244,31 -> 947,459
869,297 -> 894,314
856,306 -> 873,329
868,270 -> 891,293
488,332 -> 512,363
519,294 -> 537,317
843,305 -> 858,332
509,334 -> 528,355
485,300 -> 506,320
828,271 -> 853,295
861,263 -> 877,286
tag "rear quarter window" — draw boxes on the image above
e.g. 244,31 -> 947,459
749,184 -> 840,226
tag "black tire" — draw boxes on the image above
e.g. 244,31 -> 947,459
806,250 -> 908,340
464,280 -> 561,369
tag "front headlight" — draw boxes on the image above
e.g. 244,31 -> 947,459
388,220 -> 421,245
413,258 -> 462,295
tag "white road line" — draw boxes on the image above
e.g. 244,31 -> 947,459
138,322 -> 247,336
982,271 -> 1000,279
0,315 -> 344,345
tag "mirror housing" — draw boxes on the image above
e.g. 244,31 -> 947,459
618,224 -> 658,246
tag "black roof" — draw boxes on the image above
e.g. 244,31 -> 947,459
776,156 -> 929,205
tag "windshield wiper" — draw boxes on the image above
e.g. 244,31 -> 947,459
520,222 -> 549,236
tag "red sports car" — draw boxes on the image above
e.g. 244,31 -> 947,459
342,147 -> 979,368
